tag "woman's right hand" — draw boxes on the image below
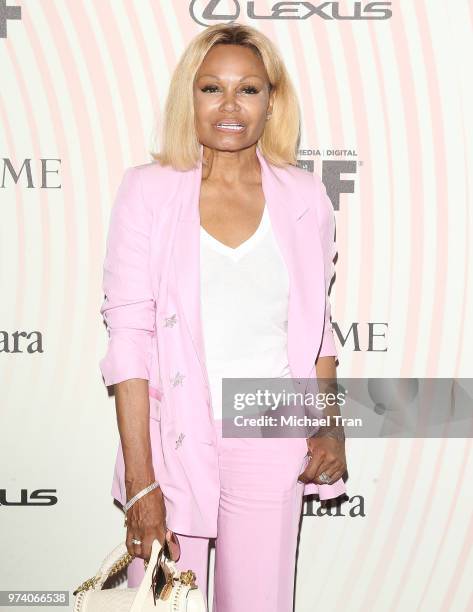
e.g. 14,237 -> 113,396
125,481 -> 173,562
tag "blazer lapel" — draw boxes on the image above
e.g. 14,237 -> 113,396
172,148 -> 209,388
256,147 -> 326,378
172,144 -> 326,388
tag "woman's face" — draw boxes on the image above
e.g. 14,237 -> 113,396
193,44 -> 273,152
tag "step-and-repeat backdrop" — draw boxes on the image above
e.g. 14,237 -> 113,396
1,2 -> 472,611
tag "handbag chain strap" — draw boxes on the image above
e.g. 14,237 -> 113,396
73,548 -> 197,596
73,551 -> 135,595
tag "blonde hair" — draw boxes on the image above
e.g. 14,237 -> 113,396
150,22 -> 301,171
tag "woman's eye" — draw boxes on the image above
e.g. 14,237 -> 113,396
200,85 -> 259,94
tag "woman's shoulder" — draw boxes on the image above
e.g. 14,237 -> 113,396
273,160 -> 322,198
125,160 -> 184,202
116,160 -> 190,220
129,159 -> 180,184
274,162 -> 331,228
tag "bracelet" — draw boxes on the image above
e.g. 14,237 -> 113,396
123,480 -> 160,514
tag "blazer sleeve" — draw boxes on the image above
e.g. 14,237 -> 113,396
312,172 -> 338,359
99,167 -> 156,387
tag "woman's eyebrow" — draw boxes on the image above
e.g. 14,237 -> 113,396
196,74 -> 265,81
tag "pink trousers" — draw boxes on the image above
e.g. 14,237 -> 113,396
127,419 -> 309,611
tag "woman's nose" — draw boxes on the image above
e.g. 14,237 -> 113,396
219,91 -> 240,112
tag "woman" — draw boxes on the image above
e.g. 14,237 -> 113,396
99,22 -> 347,611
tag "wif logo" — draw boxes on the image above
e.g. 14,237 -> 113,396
0,0 -> 21,39
189,0 -> 392,26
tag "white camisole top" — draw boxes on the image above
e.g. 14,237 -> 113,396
199,204 -> 291,420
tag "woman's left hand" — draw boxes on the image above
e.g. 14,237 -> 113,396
297,434 -> 347,485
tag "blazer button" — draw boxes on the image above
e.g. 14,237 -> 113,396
164,314 -> 177,328
170,371 -> 185,387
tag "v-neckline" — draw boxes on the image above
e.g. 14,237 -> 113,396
200,205 -> 269,262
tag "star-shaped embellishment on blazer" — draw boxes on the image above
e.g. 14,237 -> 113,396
175,432 -> 185,450
170,371 -> 185,387
164,314 -> 177,328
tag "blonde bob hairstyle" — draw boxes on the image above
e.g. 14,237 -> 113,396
150,22 -> 301,171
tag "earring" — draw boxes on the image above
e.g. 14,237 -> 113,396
266,113 -> 272,120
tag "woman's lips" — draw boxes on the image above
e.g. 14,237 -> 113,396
213,123 -> 246,133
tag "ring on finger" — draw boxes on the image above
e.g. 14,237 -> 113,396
131,538 -> 142,545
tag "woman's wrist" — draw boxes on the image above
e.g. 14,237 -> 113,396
123,480 -> 160,512
125,472 -> 157,495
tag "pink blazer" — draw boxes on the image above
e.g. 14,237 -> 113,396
100,144 -> 345,537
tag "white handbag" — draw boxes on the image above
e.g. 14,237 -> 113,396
72,538 -> 206,611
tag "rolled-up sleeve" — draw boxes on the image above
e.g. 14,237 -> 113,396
312,172 -> 338,359
99,167 -> 156,387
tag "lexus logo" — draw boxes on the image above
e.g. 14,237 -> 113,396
189,1 -> 392,26
190,0 -> 240,25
